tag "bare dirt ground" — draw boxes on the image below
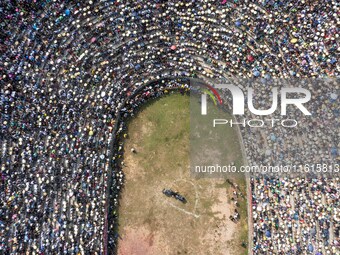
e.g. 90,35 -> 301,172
117,94 -> 247,255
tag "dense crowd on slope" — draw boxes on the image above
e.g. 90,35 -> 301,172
215,78 -> 339,168
0,0 -> 339,254
251,177 -> 339,254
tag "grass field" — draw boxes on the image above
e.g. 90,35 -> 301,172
117,93 -> 248,255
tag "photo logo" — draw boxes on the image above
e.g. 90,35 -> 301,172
201,84 -> 311,116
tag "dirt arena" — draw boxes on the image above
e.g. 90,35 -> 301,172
117,94 -> 248,255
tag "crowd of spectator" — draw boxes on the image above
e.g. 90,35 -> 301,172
0,0 -> 338,254
251,177 -> 339,254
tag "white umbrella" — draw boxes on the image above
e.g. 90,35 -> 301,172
330,93 -> 337,100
